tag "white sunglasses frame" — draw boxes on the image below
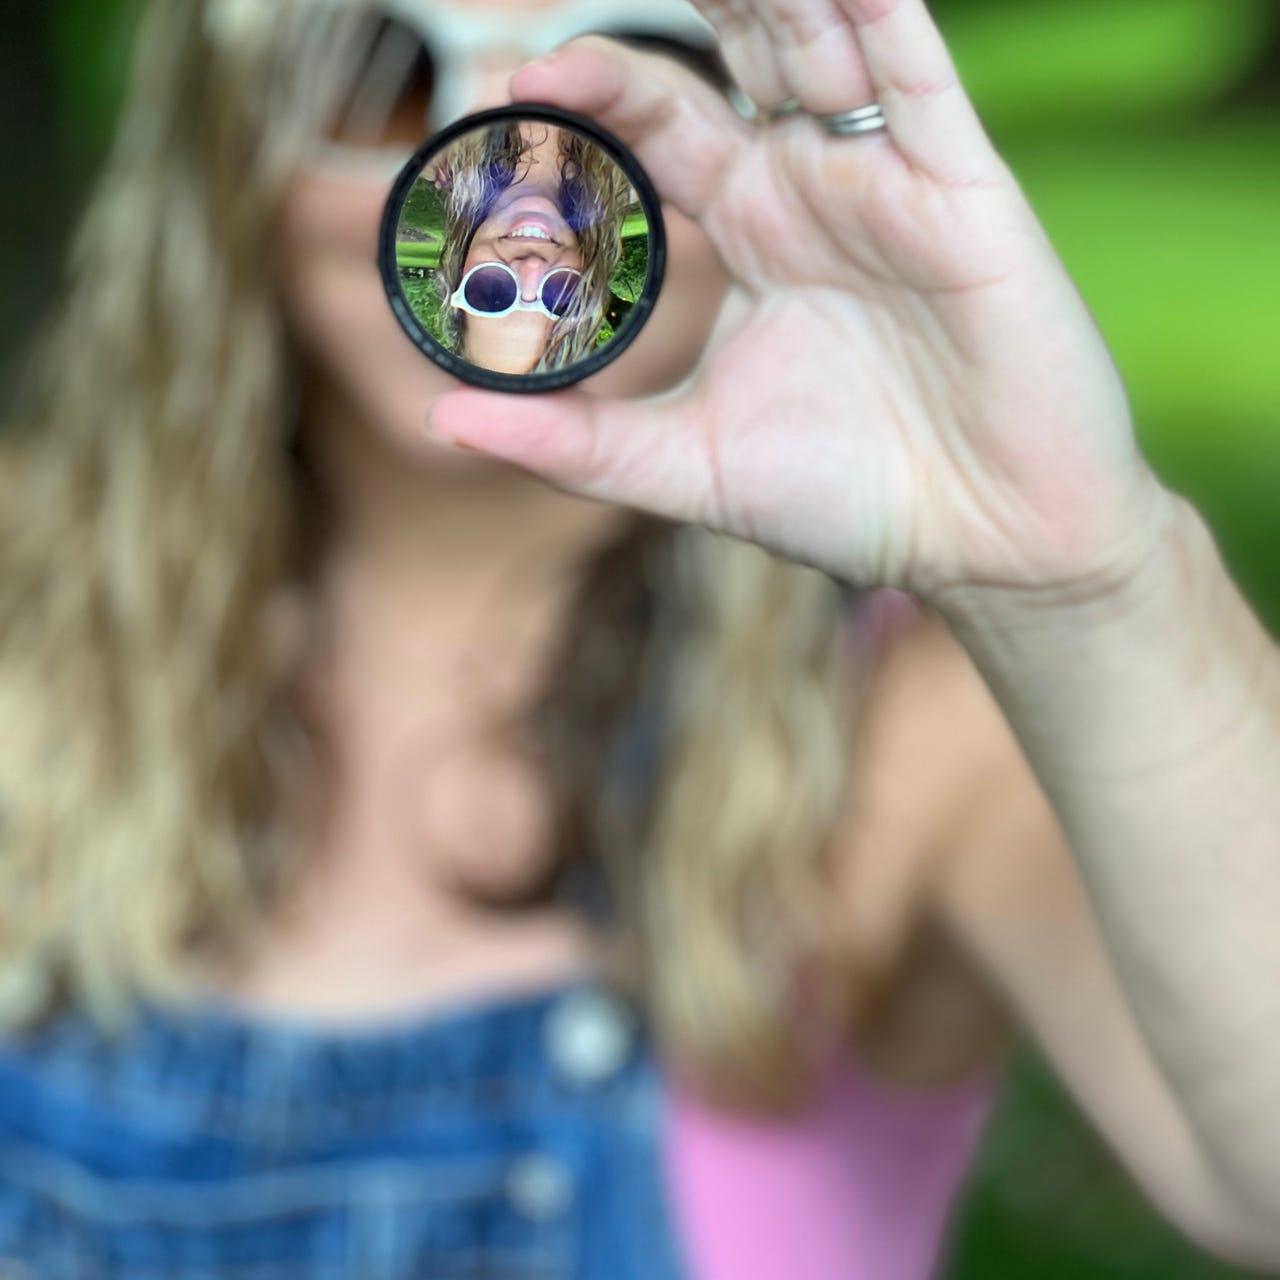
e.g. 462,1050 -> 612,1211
449,262 -> 584,321
207,0 -> 733,182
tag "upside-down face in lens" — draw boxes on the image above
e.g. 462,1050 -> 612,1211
433,121 -> 631,376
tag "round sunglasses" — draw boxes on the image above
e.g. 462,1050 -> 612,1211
209,0 -> 734,172
449,262 -> 583,320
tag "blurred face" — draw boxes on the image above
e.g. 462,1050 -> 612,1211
457,125 -> 585,374
271,0 -> 734,469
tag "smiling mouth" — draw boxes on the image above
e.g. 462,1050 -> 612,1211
503,222 -> 560,246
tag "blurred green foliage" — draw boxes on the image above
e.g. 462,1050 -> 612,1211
937,0 -> 1280,643
50,0 -> 139,162
4,2 -> 1277,1277
942,0 -> 1272,127
948,1051 -> 1260,1279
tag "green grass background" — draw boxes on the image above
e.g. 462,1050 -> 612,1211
4,2 -> 1277,1276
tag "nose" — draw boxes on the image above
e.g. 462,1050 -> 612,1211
511,256 -> 550,303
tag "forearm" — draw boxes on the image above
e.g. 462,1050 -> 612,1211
934,489 -> 1280,1217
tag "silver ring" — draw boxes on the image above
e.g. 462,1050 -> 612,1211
815,103 -> 888,137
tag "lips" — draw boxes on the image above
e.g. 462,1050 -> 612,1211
501,212 -> 562,247
505,221 -> 558,245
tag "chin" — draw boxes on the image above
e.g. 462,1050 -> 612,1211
283,263 -> 495,473
360,370 -> 509,475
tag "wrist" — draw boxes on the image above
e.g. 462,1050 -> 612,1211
932,487 -> 1275,787
932,474 -> 1191,640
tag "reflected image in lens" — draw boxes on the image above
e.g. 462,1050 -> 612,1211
383,105 -> 664,391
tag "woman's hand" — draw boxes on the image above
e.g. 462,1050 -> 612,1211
426,0 -> 1174,605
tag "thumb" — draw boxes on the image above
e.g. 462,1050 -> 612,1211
426,386 -> 721,527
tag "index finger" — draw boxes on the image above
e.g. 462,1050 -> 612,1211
509,36 -> 751,222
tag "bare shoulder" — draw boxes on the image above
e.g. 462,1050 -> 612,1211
864,605 -> 1089,955
842,600 -> 1036,906
834,603 -> 1029,1085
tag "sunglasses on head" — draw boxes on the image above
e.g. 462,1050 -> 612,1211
450,262 -> 583,320
236,0 -> 735,178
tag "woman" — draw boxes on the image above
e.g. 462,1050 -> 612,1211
432,120 -> 633,374
0,0 -> 1277,1277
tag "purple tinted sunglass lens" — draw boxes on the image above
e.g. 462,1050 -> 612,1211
463,265 -> 518,314
541,270 -> 579,317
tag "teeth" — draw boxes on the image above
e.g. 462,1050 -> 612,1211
509,226 -> 551,240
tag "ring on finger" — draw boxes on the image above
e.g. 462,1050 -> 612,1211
761,99 -> 888,136
814,103 -> 888,137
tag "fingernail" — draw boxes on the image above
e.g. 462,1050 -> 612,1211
425,411 -> 481,454
516,47 -> 562,78
514,56 -> 541,78
427,432 -> 484,455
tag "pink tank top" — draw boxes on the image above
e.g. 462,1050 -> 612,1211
664,1049 -> 999,1280
665,589 -> 1000,1280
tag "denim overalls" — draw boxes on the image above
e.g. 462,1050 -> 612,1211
0,977 -> 691,1279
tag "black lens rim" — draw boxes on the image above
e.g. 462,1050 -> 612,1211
379,102 -> 668,394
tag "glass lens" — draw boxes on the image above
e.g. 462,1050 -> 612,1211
539,269 -> 580,317
386,109 -> 663,388
462,265 -> 519,314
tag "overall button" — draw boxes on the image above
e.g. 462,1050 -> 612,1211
505,1152 -> 574,1222
543,988 -> 636,1088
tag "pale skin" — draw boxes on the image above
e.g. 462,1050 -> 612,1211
212,0 -> 1280,1270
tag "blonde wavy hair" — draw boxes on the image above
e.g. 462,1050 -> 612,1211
0,0 -> 879,1111
433,121 -> 632,372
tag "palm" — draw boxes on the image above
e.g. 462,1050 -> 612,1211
676,116 -> 1147,593
439,4 -> 1166,601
